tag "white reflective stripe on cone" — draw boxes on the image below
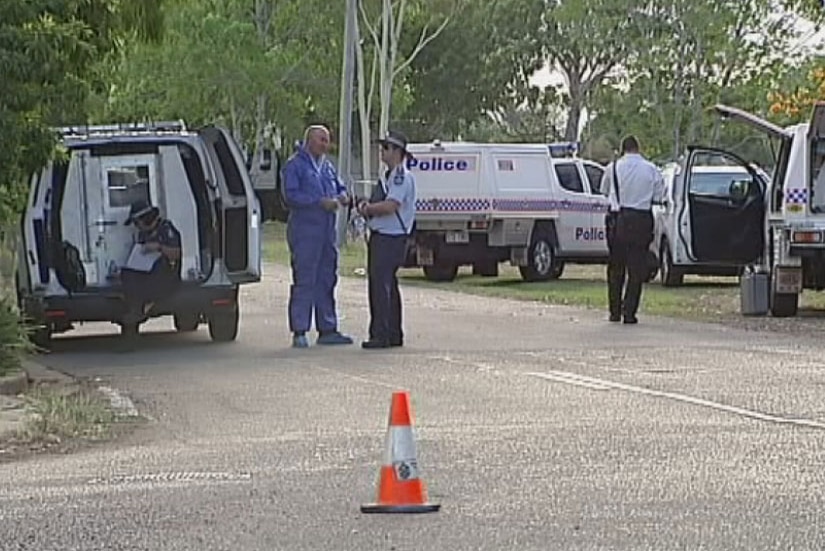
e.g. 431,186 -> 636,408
385,426 -> 419,480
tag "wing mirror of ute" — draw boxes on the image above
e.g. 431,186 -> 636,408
729,179 -> 751,200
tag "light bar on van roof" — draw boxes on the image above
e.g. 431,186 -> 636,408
56,120 -> 188,137
547,141 -> 580,157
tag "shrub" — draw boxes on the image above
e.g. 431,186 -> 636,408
0,296 -> 32,377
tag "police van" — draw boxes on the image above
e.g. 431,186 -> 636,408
15,122 -> 262,346
683,102 -> 825,317
403,141 -> 612,281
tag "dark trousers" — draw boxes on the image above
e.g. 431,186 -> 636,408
606,209 -> 654,319
121,262 -> 180,313
367,232 -> 407,344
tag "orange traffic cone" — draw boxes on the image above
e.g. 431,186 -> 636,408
360,391 -> 440,514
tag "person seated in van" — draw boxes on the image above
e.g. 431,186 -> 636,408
120,200 -> 182,323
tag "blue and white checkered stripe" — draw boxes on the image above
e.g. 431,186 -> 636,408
785,189 -> 808,203
416,198 -> 491,211
416,197 -> 607,213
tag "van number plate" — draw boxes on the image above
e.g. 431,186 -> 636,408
445,230 -> 469,244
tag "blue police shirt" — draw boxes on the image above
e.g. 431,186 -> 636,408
138,219 -> 181,249
368,164 -> 415,236
283,147 -> 346,227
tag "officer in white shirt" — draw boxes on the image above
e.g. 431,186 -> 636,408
357,130 -> 416,349
600,135 -> 665,324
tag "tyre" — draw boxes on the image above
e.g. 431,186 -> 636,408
550,261 -> 565,280
208,306 -> 239,342
519,231 -> 557,282
659,242 -> 683,287
30,325 -> 51,351
174,313 -> 200,332
120,322 -> 139,338
423,263 -> 458,282
770,291 -> 798,317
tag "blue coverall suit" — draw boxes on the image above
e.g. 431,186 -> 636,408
282,147 -> 346,335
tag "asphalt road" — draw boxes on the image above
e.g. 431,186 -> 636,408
3,263 -> 825,550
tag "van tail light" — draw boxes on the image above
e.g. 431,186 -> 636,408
792,230 -> 823,244
45,310 -> 66,318
469,220 -> 489,230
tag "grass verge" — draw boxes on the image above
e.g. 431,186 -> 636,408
261,221 -> 825,323
20,386 -> 115,443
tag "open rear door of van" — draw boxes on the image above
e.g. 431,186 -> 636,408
199,126 -> 262,284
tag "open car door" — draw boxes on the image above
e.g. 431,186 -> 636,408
199,126 -> 262,284
677,146 -> 766,264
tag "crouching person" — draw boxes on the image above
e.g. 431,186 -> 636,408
120,200 -> 182,325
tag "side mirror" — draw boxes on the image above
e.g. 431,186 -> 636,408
259,148 -> 273,171
729,179 -> 751,200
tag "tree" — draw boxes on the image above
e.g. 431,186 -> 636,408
0,0 -> 133,222
399,0 -> 545,140
354,0 -> 457,179
767,56 -> 825,124
582,0 -> 800,161
541,0 -> 646,142
99,0 -> 344,150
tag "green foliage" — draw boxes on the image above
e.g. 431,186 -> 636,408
0,297 -> 32,376
0,0 -> 124,224
401,0 -> 545,140
583,0 -> 803,164
99,0 -> 345,148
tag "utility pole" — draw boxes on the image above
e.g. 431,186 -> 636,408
336,0 -> 358,247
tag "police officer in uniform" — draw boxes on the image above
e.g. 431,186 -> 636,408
357,130 -> 416,349
600,135 -> 664,324
121,200 -> 182,324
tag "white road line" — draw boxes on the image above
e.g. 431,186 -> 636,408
524,371 -> 611,391
525,370 -> 825,430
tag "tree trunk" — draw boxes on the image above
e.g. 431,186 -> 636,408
378,0 -> 393,140
356,22 -> 372,181
565,77 -> 583,142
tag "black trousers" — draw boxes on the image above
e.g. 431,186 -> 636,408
606,209 -> 654,319
367,232 -> 407,344
121,261 -> 180,312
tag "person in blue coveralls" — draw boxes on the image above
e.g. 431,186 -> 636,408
357,130 -> 417,350
282,125 -> 354,348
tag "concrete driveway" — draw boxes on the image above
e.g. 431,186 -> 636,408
2,263 -> 824,550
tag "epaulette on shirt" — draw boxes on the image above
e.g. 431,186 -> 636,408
393,167 -> 405,186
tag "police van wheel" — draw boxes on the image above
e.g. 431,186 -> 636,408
208,306 -> 239,342
120,322 -> 139,339
519,234 -> 556,282
174,313 -> 200,332
31,326 -> 52,351
423,263 -> 458,282
550,261 -> 565,280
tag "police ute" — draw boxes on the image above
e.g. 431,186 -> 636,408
678,102 -> 825,317
16,121 -> 262,346
403,141 -> 612,281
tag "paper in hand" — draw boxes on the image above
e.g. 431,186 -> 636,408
125,243 -> 161,272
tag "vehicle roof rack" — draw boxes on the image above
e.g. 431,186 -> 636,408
55,120 -> 188,138
547,141 -> 580,158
